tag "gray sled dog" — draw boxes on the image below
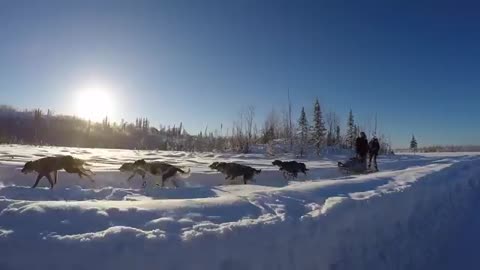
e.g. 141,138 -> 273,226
21,155 -> 94,189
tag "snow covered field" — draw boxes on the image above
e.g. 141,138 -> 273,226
0,144 -> 480,270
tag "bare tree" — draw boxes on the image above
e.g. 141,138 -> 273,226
262,108 -> 280,143
287,89 -> 293,151
243,105 -> 255,153
280,107 -> 290,140
326,111 -> 340,146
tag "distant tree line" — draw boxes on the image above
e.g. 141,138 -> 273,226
416,145 -> 480,153
0,99 -> 392,155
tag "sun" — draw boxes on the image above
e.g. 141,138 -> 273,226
74,85 -> 114,122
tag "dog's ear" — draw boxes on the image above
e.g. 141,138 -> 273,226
119,163 -> 128,170
135,159 -> 146,165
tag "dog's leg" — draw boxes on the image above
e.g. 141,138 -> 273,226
66,167 -> 83,178
127,172 -> 137,182
81,168 -> 95,178
161,175 -> 168,188
46,173 -> 54,189
53,170 -> 58,184
170,177 -> 179,188
78,170 -> 88,181
31,174 -> 44,189
85,169 -> 95,176
160,177 -> 166,188
79,170 -> 95,182
153,173 -> 162,187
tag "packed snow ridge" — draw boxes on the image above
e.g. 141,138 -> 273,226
0,144 -> 479,270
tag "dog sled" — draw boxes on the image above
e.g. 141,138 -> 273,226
338,157 -> 378,174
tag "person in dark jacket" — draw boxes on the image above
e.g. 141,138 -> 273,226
368,137 -> 380,171
355,132 -> 369,169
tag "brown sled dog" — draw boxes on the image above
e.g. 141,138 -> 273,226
21,155 -> 94,189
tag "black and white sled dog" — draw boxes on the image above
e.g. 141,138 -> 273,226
120,159 -> 190,187
272,160 -> 308,179
119,162 -> 147,183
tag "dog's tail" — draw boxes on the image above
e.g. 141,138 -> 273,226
75,159 -> 94,174
176,167 -> 191,178
300,163 -> 309,172
72,157 -> 89,166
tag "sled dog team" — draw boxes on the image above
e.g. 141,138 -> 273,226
20,133 -> 380,189
20,155 -> 310,189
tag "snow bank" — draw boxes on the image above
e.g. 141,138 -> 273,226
0,145 -> 479,270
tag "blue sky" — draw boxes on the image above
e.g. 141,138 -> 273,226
0,0 -> 479,147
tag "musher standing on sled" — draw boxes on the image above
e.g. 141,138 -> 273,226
368,136 -> 380,171
355,132 -> 369,171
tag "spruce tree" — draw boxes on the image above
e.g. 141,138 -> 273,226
410,135 -> 418,153
311,98 -> 326,155
298,107 -> 309,156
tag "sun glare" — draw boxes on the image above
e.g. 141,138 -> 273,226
74,85 -> 114,122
